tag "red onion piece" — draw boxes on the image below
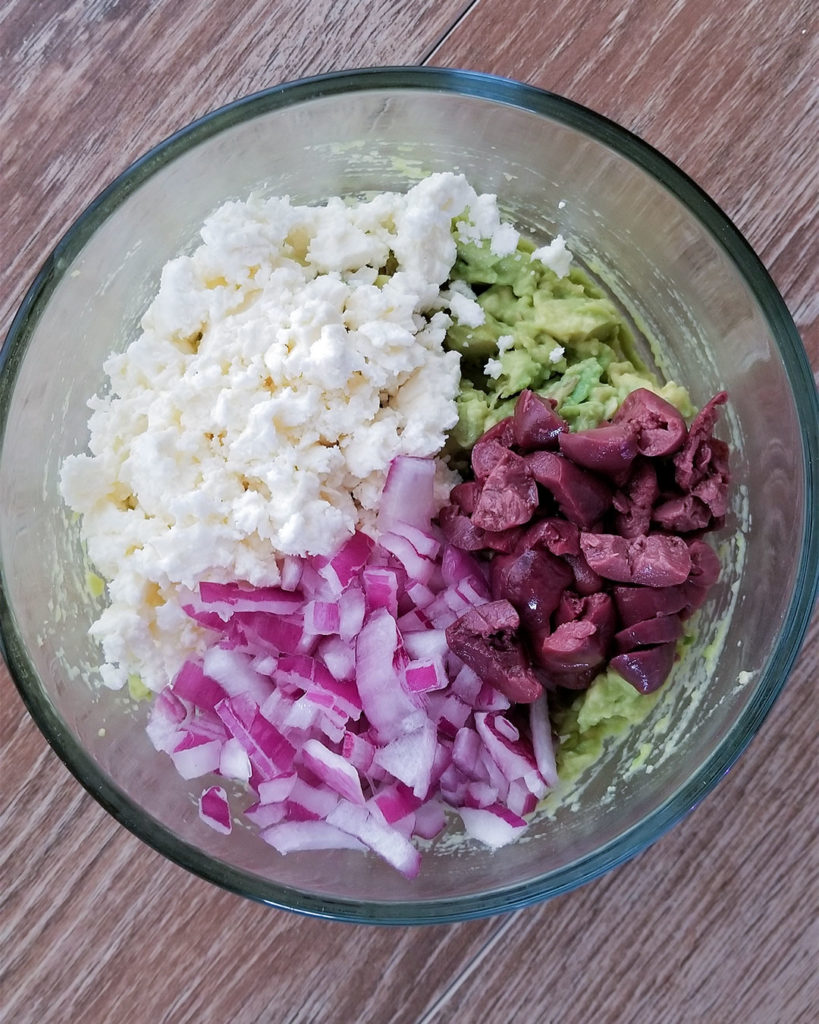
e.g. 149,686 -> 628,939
458,803 -> 528,849
301,738 -> 367,805
261,819 -> 367,854
377,456 -> 436,534
198,785 -> 232,835
170,738 -> 223,780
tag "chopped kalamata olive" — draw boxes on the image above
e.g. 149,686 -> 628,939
613,388 -> 687,457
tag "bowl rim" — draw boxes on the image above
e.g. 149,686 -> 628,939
1,65 -> 817,925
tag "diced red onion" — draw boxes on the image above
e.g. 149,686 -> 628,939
404,580 -> 436,610
229,611 -> 307,657
203,645 -> 274,703
286,775 -> 341,820
170,737 -> 223,780
451,664 -> 483,704
338,584 -> 366,642
458,803 -> 528,849
475,711 -> 541,785
151,455 -> 564,877
355,609 -> 425,740
316,531 -> 375,593
378,531 -> 436,585
301,738 -> 367,805
279,555 -> 304,592
529,694 -> 559,789
182,604 -> 231,630
199,581 -> 304,614
303,599 -> 341,636
362,567 -> 400,616
426,692 -> 473,736
388,520 -> 441,560
250,654 -> 278,677
261,819 -> 367,854
171,660 -> 227,711
256,774 -> 297,804
316,714 -> 346,745
412,799 -> 448,840
395,607 -> 432,634
244,800 -> 287,829
377,456 -> 437,534
316,635 -> 356,681
474,681 -> 511,712
198,785 -> 232,835
372,720 -> 437,798
506,778 -> 539,817
440,545 -> 490,595
373,782 -> 423,824
402,628 -> 449,662
326,800 -> 422,879
282,695 -> 321,732
452,727 -> 489,782
463,780 -> 499,808
494,716 -> 520,743
341,731 -> 376,774
219,736 -> 253,783
146,688 -> 190,753
404,656 -> 449,693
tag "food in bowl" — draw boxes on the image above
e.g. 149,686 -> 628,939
59,170 -> 730,876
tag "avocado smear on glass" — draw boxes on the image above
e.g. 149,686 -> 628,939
443,235 -> 697,784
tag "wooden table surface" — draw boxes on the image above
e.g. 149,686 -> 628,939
1,2 -> 816,1022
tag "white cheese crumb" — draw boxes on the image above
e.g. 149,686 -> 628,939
484,358 -> 503,379
489,222 -> 519,256
449,290 -> 485,328
549,344 -> 566,364
497,334 -> 515,354
532,234 -> 573,278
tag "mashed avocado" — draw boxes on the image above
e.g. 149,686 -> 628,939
445,238 -> 693,451
551,670 -> 663,783
127,673 -> 153,702
443,235 -> 697,787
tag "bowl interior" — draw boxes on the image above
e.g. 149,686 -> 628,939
0,73 -> 813,921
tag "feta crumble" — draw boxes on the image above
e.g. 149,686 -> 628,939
484,358 -> 503,379
532,233 -> 573,279
496,334 -> 515,354
60,173 -> 517,691
448,290 -> 485,329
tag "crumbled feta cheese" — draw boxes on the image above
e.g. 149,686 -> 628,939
60,172 -> 512,691
497,334 -> 515,354
449,290 -> 485,328
484,358 -> 503,379
533,234 -> 573,278
489,222 -> 519,257
549,344 -> 566,364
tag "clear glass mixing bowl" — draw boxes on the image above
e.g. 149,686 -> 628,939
1,68 -> 816,923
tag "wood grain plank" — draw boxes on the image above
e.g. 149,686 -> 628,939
1,1 -> 817,1022
430,0 -> 818,354
1,5 -> 504,1022
426,2 -> 819,1020
0,0 -> 471,333
0,707 -> 504,1024
420,625 -> 819,1024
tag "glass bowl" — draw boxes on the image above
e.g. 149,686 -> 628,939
1,67 -> 816,924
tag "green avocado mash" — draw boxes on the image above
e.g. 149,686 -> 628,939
127,673 -> 153,702
445,237 -> 694,452
443,235 -> 697,789
551,670 -> 663,783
